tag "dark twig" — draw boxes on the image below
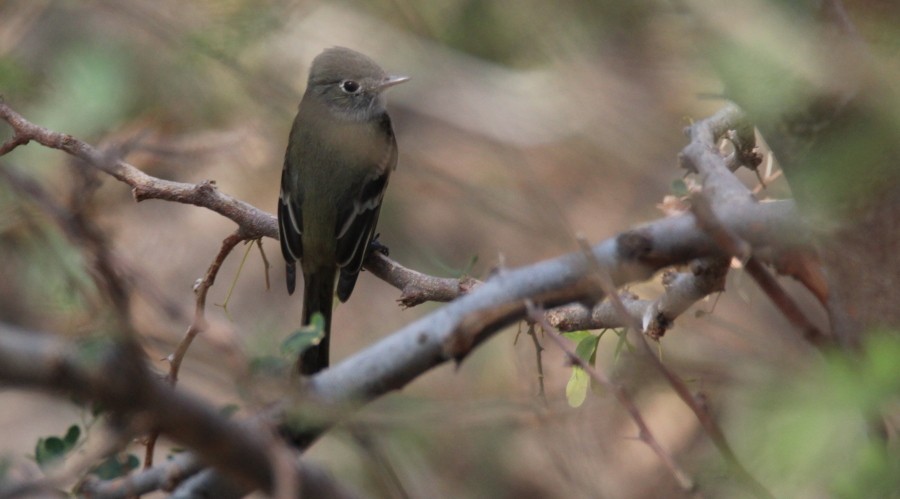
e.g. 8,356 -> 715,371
0,99 -> 478,310
144,230 -> 248,468
678,100 -> 827,348
576,236 -> 775,499
0,99 -> 275,240
691,195 -> 829,348
546,257 -> 728,338
526,302 -> 698,495
643,257 -> 730,339
349,428 -> 411,499
364,251 -> 481,307
169,230 -> 247,385
525,324 -> 547,404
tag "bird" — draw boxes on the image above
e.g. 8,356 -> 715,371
278,47 -> 407,375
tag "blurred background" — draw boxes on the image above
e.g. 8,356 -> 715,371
0,1 -> 898,498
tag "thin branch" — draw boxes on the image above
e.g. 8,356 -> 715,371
525,324 -> 547,404
642,257 -> 730,340
677,100 -> 828,348
691,195 -> 829,348
144,230 -> 248,468
526,302 -> 698,495
545,256 -> 728,337
679,104 -> 758,209
545,291 -> 648,331
576,252 -> 775,499
169,230 -> 247,385
0,99 -> 477,309
364,251 -> 480,307
0,99 -> 275,240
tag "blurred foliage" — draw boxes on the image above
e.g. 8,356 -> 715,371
34,425 -> 80,470
728,333 -> 900,498
0,179 -> 98,330
89,453 -> 141,480
31,42 -> 136,138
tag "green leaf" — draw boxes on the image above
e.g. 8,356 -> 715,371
63,425 -> 81,447
566,367 -> 590,408
564,332 -> 601,408
34,424 -> 81,469
671,178 -> 689,197
280,312 -> 326,357
90,453 -> 141,480
561,330 -> 593,344
35,437 -> 66,468
574,334 -> 601,363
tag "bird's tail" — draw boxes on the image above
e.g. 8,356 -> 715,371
299,269 -> 335,375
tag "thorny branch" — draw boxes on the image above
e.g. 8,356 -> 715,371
0,97 -> 818,497
679,103 -> 829,348
582,255 -> 776,499
691,195 -> 829,348
526,302 -> 698,495
144,231 -> 249,468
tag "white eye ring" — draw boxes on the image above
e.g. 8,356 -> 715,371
340,80 -> 361,93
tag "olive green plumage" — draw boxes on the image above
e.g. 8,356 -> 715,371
278,47 -> 407,374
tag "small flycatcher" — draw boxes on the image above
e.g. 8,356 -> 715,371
278,47 -> 407,374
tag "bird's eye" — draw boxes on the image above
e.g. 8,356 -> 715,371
340,80 -> 361,93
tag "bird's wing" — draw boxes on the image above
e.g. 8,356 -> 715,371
278,164 -> 304,294
333,116 -> 397,301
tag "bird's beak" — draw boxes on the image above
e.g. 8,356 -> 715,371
377,75 -> 410,91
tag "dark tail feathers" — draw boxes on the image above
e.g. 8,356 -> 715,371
299,269 -> 335,375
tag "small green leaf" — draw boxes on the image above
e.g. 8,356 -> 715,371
563,332 -> 600,408
281,312 -> 326,356
35,437 -> 66,468
561,330 -> 593,344
34,424 -> 81,469
63,425 -> 81,447
90,453 -> 141,480
566,367 -> 590,408
574,334 -> 601,363
671,178 -> 689,197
